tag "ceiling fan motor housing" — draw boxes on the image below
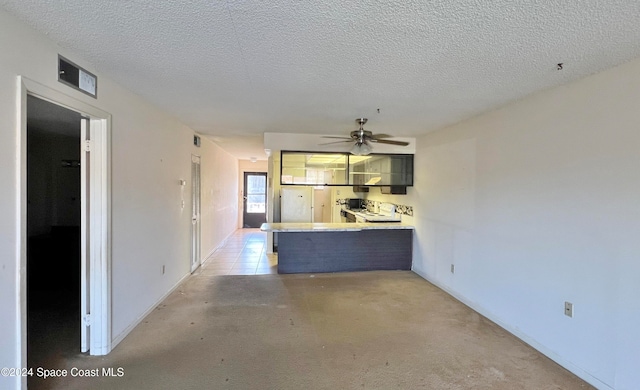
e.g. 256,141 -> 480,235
351,129 -> 373,141
351,118 -> 370,142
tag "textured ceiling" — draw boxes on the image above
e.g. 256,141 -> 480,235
2,1 -> 640,159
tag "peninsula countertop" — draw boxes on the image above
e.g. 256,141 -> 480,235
260,222 -> 414,232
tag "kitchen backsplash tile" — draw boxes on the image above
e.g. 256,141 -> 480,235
336,198 -> 413,217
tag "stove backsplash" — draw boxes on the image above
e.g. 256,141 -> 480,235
336,198 -> 413,217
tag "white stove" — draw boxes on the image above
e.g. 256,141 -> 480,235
355,202 -> 401,222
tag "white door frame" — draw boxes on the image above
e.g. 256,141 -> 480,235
17,76 -> 112,371
190,154 -> 201,272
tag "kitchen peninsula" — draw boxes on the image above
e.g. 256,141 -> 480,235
260,222 -> 413,274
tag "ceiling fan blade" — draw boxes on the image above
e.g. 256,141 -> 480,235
371,139 -> 410,146
369,134 -> 393,139
319,118 -> 407,149
319,140 -> 355,145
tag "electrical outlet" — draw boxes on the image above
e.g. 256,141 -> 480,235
564,301 -> 573,317
450,264 -> 455,274
162,265 -> 165,275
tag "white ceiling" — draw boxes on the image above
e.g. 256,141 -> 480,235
3,1 -> 640,160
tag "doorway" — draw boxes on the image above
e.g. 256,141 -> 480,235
26,95 -> 81,382
19,77 -> 112,382
313,187 -> 332,222
243,172 -> 267,228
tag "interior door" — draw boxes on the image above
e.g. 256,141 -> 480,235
313,187 -> 331,222
243,172 -> 267,228
191,155 -> 201,272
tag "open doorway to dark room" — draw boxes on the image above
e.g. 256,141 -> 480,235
26,95 -> 82,382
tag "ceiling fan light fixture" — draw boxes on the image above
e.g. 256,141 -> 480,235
351,141 -> 371,156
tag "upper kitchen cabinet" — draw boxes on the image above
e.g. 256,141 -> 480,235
280,152 -> 413,187
281,152 -> 348,185
348,154 -> 413,186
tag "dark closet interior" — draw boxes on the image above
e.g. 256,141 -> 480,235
27,95 -> 82,386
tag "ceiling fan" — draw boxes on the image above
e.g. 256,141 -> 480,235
321,118 -> 409,155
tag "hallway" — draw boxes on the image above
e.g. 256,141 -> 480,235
199,228 -> 277,275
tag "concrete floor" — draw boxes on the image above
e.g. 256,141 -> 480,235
30,268 -> 593,389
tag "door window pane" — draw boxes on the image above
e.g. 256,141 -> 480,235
246,175 -> 266,213
247,175 -> 266,195
247,194 -> 265,213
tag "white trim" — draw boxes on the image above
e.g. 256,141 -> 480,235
190,154 -> 202,273
21,77 -> 110,119
110,273 -> 190,348
80,118 -> 89,353
88,117 -> 111,354
18,77 -> 112,361
410,267 -> 612,390
16,76 -> 28,390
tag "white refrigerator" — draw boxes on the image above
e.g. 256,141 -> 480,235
280,186 -> 313,222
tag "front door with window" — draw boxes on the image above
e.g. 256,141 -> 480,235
243,172 -> 267,228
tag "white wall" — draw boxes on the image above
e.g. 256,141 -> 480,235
269,151 -> 283,224
410,57 -> 640,389
201,139 -> 239,258
0,58 -> 21,390
0,10 -> 238,389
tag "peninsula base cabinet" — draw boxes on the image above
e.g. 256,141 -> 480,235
277,229 -> 412,274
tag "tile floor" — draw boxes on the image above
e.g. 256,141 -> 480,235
199,228 -> 277,275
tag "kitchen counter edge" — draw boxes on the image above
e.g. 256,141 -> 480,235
260,222 -> 414,232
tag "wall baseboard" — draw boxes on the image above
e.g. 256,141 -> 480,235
110,272 -> 190,349
410,267 -> 612,390
201,229 -> 236,266
112,229 -> 237,349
